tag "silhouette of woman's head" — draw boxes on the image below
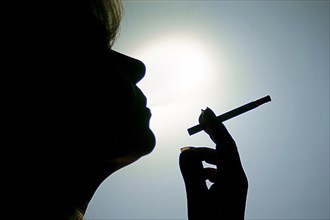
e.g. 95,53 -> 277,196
11,1 -> 155,219
27,0 -> 156,163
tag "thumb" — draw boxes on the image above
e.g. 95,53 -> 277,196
179,147 -> 209,219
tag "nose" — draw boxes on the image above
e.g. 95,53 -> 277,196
110,50 -> 146,84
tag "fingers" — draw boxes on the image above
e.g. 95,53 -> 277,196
180,147 -> 217,182
181,147 -> 217,164
204,167 -> 217,183
199,107 -> 236,147
179,147 -> 208,219
182,107 -> 248,220
199,107 -> 246,180
179,147 -> 216,219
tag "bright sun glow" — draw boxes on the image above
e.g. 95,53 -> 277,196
132,34 -> 223,138
135,35 -> 220,106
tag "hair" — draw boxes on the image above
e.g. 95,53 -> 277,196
92,0 -> 123,47
5,1 -> 123,220
65,1 -> 123,220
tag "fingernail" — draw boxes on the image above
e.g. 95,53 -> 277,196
180,147 -> 196,152
203,107 -> 214,120
205,107 -> 213,114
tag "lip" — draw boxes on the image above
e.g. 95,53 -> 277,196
145,107 -> 152,118
136,105 -> 151,116
136,91 -> 150,117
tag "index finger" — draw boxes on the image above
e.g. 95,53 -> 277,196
200,108 -> 248,182
199,107 -> 236,147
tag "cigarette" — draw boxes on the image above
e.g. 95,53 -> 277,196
187,95 -> 271,136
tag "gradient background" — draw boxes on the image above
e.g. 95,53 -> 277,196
85,1 -> 329,219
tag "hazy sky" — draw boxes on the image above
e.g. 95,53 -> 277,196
85,1 -> 329,219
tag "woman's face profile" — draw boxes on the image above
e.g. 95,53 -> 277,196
94,50 -> 156,164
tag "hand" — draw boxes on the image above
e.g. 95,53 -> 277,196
179,107 -> 248,219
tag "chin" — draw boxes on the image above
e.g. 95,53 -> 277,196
136,128 -> 156,157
